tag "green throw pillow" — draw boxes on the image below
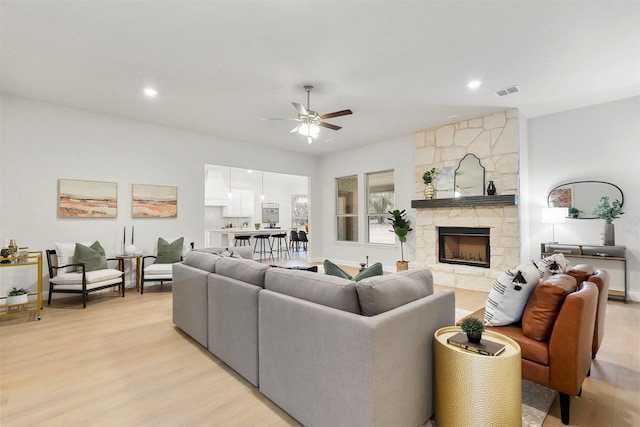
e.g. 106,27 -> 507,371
353,262 -> 384,282
74,241 -> 108,272
324,260 -> 384,281
154,237 -> 184,264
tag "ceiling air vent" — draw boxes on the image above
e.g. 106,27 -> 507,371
495,85 -> 520,97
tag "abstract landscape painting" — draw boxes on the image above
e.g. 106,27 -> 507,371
58,179 -> 118,218
132,184 -> 178,218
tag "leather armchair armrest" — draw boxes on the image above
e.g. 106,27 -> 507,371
548,281 -> 598,395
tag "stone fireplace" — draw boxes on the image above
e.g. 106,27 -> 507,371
411,110 -> 520,292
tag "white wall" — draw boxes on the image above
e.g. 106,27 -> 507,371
314,135 -> 415,271
523,96 -> 640,300
0,95 -> 316,291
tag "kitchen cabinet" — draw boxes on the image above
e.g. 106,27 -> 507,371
223,190 -> 255,217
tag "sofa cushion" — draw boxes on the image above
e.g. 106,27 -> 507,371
566,264 -> 595,284
215,257 -> 269,288
535,253 -> 568,281
484,261 -> 540,326
183,251 -> 220,272
356,269 -> 433,316
522,274 -> 577,341
144,263 -> 173,276
196,246 -> 253,259
52,268 -> 123,284
74,241 -> 108,272
155,237 -> 184,264
265,268 -> 360,314
55,241 -> 92,274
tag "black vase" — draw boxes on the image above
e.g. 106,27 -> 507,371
487,181 -> 496,196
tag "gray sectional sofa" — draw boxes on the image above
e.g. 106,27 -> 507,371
172,248 -> 455,427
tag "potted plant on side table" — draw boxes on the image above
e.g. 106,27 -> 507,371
460,317 -> 485,343
591,196 -> 624,246
388,209 -> 412,271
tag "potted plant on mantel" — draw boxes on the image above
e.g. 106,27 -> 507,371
6,286 -> 28,305
591,196 -> 624,246
422,168 -> 438,200
460,317 -> 485,343
388,209 -> 412,271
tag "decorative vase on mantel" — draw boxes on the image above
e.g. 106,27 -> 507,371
486,180 -> 497,196
424,183 -> 435,200
603,221 -> 615,246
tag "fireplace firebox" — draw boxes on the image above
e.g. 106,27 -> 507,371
438,227 -> 490,268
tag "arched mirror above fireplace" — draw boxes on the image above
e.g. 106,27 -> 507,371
454,153 -> 485,197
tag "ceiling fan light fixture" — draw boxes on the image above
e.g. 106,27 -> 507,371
298,123 -> 319,137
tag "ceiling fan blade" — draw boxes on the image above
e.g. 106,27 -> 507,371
289,125 -> 300,134
319,121 -> 342,131
292,102 -> 308,115
320,109 -> 353,119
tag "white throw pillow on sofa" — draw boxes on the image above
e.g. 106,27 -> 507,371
535,253 -> 569,281
484,261 -> 540,326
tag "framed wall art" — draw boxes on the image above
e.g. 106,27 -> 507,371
58,179 -> 118,218
132,184 -> 178,218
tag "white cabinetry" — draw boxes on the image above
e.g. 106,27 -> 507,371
223,190 -> 255,217
205,172 -> 230,206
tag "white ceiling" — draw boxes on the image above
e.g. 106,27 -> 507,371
2,1 -> 639,155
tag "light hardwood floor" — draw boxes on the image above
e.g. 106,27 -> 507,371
1,269 -> 639,426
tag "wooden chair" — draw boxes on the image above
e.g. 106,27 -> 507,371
46,249 -> 124,308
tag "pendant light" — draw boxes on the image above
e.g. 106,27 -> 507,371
260,171 -> 265,200
228,167 -> 233,198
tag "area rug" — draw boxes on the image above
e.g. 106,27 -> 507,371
426,380 -> 556,427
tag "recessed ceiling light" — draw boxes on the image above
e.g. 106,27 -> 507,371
143,87 -> 158,98
467,80 -> 482,90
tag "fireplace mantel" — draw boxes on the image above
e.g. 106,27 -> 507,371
411,194 -> 517,209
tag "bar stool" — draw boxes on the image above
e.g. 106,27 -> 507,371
271,233 -> 290,259
289,230 -> 300,252
234,235 -> 251,246
297,230 -> 309,251
254,234 -> 273,261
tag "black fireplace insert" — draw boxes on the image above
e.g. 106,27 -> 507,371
438,227 -> 490,268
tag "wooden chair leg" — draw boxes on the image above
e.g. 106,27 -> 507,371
560,393 -> 571,425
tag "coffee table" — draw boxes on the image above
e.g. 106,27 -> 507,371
270,260 -> 318,272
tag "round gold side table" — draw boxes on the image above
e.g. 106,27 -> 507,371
434,326 -> 522,427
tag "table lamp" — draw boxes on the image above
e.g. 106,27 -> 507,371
542,207 -> 568,243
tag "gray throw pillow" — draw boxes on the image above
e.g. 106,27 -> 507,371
74,241 -> 108,272
154,237 -> 184,264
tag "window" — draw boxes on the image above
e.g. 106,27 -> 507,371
366,170 -> 395,244
336,175 -> 358,242
291,194 -> 308,229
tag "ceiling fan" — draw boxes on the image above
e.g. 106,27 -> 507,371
266,85 -> 353,144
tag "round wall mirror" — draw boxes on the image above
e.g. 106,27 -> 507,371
547,181 -> 624,219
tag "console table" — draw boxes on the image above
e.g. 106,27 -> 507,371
541,243 -> 627,302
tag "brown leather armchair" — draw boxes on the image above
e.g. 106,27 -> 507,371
465,273 -> 600,425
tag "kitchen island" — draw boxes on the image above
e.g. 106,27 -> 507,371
205,228 -> 289,248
